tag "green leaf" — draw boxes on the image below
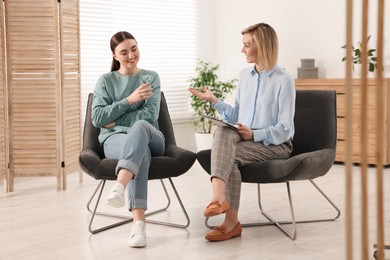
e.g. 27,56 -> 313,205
369,63 -> 375,72
341,35 -> 377,73
188,59 -> 237,133
367,49 -> 376,56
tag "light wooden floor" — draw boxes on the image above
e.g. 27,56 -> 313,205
0,162 -> 389,260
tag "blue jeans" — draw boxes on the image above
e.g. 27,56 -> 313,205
103,120 -> 165,210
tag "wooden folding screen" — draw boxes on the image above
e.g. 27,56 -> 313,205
3,0 -> 81,191
0,1 -> 7,190
345,0 -> 386,259
59,0 -> 82,188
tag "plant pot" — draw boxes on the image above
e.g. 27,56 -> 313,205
352,65 -> 374,78
194,132 -> 213,151
352,65 -> 362,78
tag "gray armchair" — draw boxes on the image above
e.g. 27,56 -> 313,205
196,90 -> 341,240
79,92 -> 196,234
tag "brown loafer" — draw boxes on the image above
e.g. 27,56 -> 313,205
205,222 -> 242,241
203,200 -> 230,217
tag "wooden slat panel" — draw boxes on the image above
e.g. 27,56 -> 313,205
60,0 -> 81,179
2,0 -> 81,190
6,0 -> 61,183
0,0 -> 7,188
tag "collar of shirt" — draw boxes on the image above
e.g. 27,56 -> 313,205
250,65 -> 279,78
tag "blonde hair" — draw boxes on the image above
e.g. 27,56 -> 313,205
241,23 -> 278,70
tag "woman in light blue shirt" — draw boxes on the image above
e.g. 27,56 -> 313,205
189,23 -> 295,241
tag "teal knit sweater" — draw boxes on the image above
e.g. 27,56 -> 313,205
91,69 -> 161,144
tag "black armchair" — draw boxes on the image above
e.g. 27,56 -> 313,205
79,92 -> 196,234
196,90 -> 341,240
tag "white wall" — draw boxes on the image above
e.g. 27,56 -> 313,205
197,0 -> 217,63
175,0 -> 390,152
174,0 -> 217,152
201,0 -> 389,80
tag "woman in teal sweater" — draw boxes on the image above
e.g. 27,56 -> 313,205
91,31 -> 165,248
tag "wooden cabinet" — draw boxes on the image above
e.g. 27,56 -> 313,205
295,78 -> 390,165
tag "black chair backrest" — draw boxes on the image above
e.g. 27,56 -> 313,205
157,92 -> 176,147
291,90 -> 337,156
83,93 -> 104,158
82,92 -> 175,158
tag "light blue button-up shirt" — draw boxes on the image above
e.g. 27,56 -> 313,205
213,65 -> 295,145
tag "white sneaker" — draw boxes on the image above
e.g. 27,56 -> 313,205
128,220 -> 146,248
105,183 -> 125,208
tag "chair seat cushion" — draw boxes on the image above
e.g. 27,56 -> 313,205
79,145 -> 196,181
196,148 -> 335,183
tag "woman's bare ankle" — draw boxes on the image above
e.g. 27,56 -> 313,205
221,219 -> 239,231
210,197 -> 225,204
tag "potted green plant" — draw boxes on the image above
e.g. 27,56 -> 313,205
341,35 -> 377,72
188,60 -> 237,134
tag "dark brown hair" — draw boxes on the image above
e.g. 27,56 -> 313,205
110,31 -> 136,72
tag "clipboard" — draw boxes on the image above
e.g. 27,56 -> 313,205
202,115 -> 238,129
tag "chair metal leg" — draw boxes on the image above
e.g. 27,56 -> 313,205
86,180 -> 132,234
205,179 -> 340,240
255,181 -> 297,239
373,244 -> 390,259
87,178 -> 190,234
145,178 -> 190,228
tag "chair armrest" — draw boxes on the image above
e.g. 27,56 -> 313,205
164,144 -> 193,158
163,144 -> 197,172
79,149 -> 102,171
